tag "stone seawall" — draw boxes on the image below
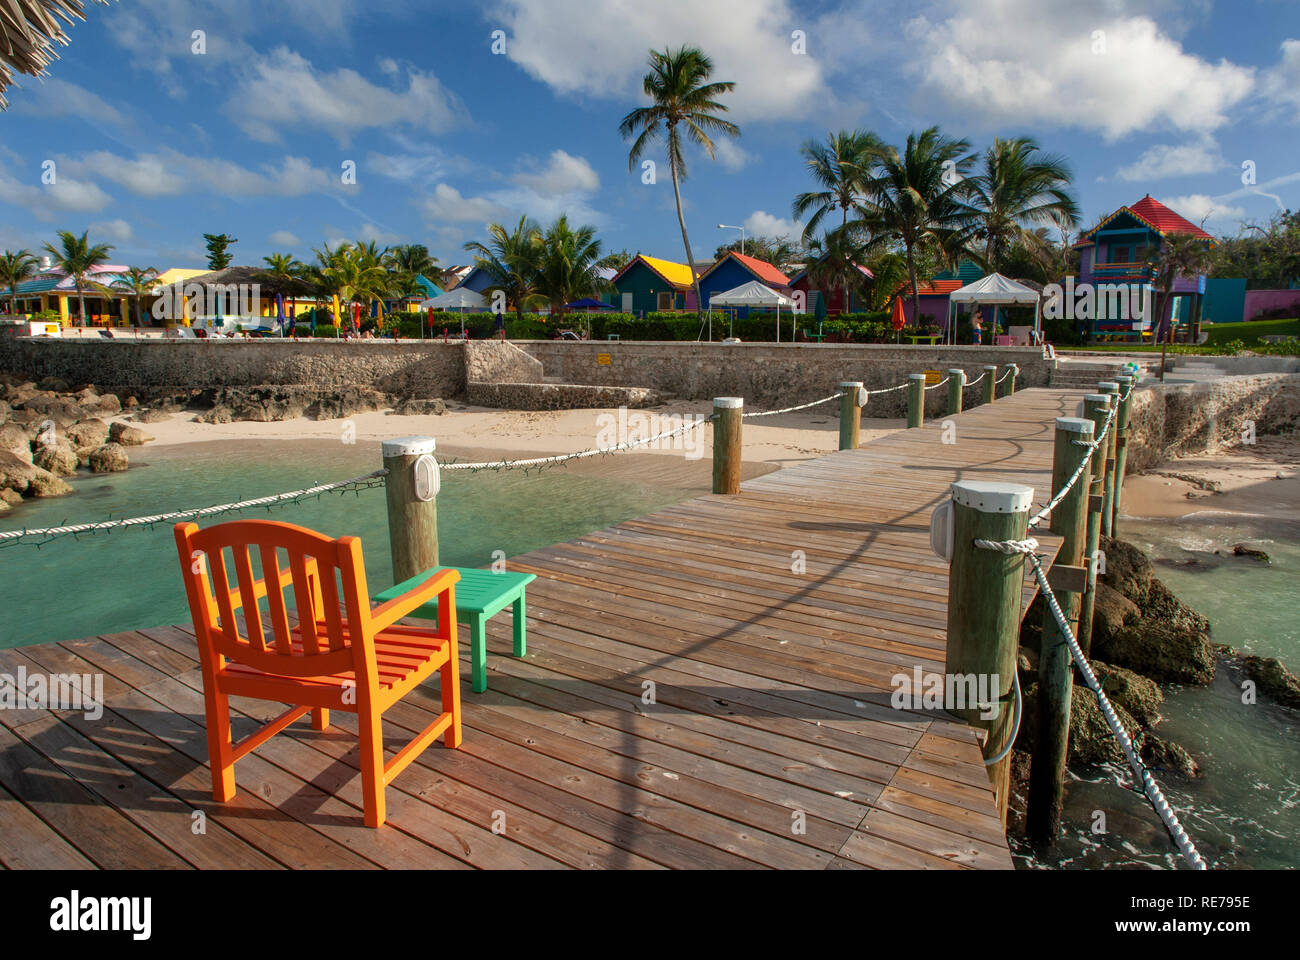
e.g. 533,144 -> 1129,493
1126,373 -> 1300,471
519,341 -> 1047,415
0,338 -> 542,401
466,381 -> 656,411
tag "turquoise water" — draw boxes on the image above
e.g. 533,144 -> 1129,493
1015,516 -> 1300,870
0,440 -> 703,649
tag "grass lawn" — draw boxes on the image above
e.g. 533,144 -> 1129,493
1065,317 -> 1298,353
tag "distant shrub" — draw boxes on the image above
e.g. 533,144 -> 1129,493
312,324 -> 339,339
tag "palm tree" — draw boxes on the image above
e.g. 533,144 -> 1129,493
620,45 -> 739,320
386,243 -> 439,280
804,230 -> 869,315
42,230 -> 114,326
260,252 -> 307,295
536,215 -> 604,313
464,217 -> 545,326
792,130 -> 886,243
0,249 -> 39,314
852,128 -> 982,331
969,137 -> 1080,272
0,1 -> 108,110
1153,233 -> 1214,377
107,266 -> 159,327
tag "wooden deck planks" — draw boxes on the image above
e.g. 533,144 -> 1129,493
0,388 -> 1084,869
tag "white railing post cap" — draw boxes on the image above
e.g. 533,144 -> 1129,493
383,436 -> 437,457
909,373 -> 927,381
1056,416 -> 1095,435
951,480 -> 1034,514
713,397 -> 743,409
839,381 -> 864,388
1083,393 -> 1111,405
1098,381 -> 1120,391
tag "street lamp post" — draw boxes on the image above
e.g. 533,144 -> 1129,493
717,224 -> 746,256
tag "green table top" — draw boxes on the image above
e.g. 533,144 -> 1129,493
374,566 -> 536,616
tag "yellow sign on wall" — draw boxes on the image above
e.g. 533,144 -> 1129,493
924,369 -> 941,385
597,354 -> 612,366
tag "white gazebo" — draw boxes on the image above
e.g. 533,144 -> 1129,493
708,280 -> 796,342
418,288 -> 489,338
947,273 -> 1042,345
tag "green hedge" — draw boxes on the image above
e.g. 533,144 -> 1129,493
312,324 -> 339,338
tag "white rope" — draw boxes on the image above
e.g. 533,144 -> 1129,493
924,377 -> 950,391
1026,402 -> 1117,528
996,367 -> 1016,384
972,537 -> 1207,870
441,415 -> 712,471
966,372 -> 986,387
743,393 -> 841,418
0,470 -> 388,541
865,381 -> 909,396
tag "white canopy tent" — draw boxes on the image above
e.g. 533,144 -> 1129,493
946,273 -> 1042,345
708,280 -> 797,342
418,288 -> 489,338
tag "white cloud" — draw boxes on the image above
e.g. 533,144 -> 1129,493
0,165 -> 113,217
486,0 -> 826,122
269,230 -> 302,247
1160,194 -> 1245,225
358,223 -> 401,245
89,219 -> 134,242
420,184 -> 512,224
743,210 -> 802,240
1260,38 -> 1300,122
511,151 -> 599,195
8,78 -> 131,128
1115,140 -> 1224,181
714,139 -> 752,173
59,150 -> 342,198
904,0 -> 1254,138
224,48 -> 463,145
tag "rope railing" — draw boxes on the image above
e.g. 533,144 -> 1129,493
1026,402 -> 1115,529
924,377 -> 950,391
972,535 -> 1207,871
965,372 -> 986,387
742,393 -> 841,418
0,470 -> 389,548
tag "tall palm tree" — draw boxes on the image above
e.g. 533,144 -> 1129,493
0,249 -> 39,314
804,230 -> 869,315
792,130 -> 886,243
620,45 -> 739,320
852,128 -> 981,330
464,217 -> 545,326
536,215 -> 604,313
969,137 -> 1080,272
1153,233 -> 1214,366
386,243 -> 439,280
42,230 -> 114,326
107,266 -> 159,327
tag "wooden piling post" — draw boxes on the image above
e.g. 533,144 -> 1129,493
1111,375 -> 1135,537
981,365 -> 997,405
383,436 -> 439,583
839,381 -> 863,451
1026,416 -> 1094,842
1098,381 -> 1120,538
1004,363 -> 1018,396
906,374 -> 926,429
945,479 -> 1034,824
1075,393 -> 1113,658
712,397 -> 743,495
946,368 -> 965,417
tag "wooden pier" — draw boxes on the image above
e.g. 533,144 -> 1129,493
0,389 -> 1079,870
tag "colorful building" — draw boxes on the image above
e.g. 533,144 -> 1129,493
697,252 -> 791,314
788,255 -> 874,315
1073,195 -> 1214,339
11,265 -> 135,325
611,255 -> 700,315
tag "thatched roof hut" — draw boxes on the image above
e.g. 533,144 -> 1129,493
0,1 -> 109,110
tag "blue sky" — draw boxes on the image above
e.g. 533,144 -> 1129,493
1,0 -> 1297,271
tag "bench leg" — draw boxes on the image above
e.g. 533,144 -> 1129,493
513,593 -> 527,658
470,615 -> 488,694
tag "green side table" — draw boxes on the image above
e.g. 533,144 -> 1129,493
374,566 -> 536,693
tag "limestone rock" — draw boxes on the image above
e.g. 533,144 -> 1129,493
1140,736 -> 1201,777
1099,536 -> 1153,606
88,442 -> 130,473
389,398 -> 448,417
32,438 -> 79,477
132,408 -> 174,424
1241,656 -> 1300,709
14,393 -> 85,427
0,449 -> 38,493
1093,660 -> 1163,726
1141,578 -> 1210,636
194,406 -> 233,425
82,393 -> 122,417
1092,582 -> 1140,652
0,488 -> 21,506
65,419 -> 110,449
0,423 -> 32,464
1068,684 -> 1141,766
109,421 -> 154,446
306,387 -> 389,421
1095,621 -> 1216,686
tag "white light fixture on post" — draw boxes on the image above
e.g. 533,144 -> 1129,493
717,224 -> 746,256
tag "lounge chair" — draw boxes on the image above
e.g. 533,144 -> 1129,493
173,519 -> 463,827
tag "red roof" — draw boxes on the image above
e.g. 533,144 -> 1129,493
893,279 -> 964,297
702,251 -> 790,287
1129,196 -> 1214,240
1079,195 -> 1215,245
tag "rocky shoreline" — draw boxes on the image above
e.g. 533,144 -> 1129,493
0,373 -> 449,518
1006,533 -> 1300,837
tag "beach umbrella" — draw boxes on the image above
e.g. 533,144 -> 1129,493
332,294 -> 340,327
891,296 -> 906,343
275,293 -> 285,336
